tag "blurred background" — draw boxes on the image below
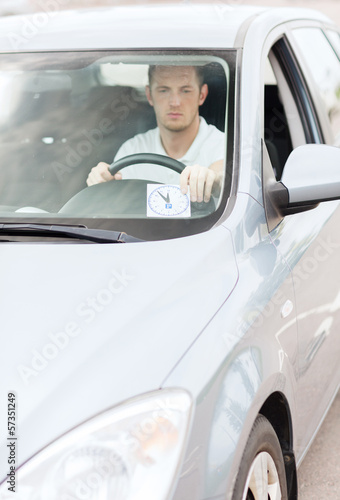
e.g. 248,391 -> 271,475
1,0 -> 340,25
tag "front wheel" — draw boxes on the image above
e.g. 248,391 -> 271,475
232,415 -> 288,500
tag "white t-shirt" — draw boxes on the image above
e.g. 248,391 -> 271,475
113,117 -> 225,184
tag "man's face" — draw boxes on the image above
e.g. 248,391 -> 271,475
145,66 -> 208,132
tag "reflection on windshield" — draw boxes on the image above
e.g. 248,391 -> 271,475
0,51 -> 232,240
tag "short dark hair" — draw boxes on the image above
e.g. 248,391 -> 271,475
148,65 -> 205,88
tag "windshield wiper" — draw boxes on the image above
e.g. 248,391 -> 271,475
0,223 -> 143,243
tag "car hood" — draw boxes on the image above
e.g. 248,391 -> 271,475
0,226 -> 238,471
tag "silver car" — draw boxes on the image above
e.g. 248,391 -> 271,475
1,4 -> 340,499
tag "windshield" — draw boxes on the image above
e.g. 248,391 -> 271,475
0,50 -> 235,241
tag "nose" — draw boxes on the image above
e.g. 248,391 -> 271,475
169,91 -> 181,107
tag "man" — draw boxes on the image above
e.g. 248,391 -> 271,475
86,65 -> 225,203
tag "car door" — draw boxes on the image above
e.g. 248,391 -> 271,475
262,28 -> 340,460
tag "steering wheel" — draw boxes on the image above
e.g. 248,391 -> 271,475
109,153 -> 186,176
59,152 -> 215,219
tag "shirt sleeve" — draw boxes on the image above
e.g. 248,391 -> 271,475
209,129 -> 225,164
113,139 -> 135,162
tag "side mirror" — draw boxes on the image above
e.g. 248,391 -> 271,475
263,144 -> 340,231
281,144 -> 340,206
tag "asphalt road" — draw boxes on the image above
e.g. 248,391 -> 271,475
298,392 -> 340,499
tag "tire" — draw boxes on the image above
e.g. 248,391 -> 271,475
232,415 -> 288,500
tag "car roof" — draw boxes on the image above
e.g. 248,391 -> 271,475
0,3 -> 334,52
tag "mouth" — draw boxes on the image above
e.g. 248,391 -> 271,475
167,112 -> 183,119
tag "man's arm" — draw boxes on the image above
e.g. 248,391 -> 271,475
180,160 -> 224,203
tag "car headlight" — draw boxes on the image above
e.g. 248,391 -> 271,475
0,389 -> 193,500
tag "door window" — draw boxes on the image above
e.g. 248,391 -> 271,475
293,28 -> 340,145
263,37 -> 321,180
